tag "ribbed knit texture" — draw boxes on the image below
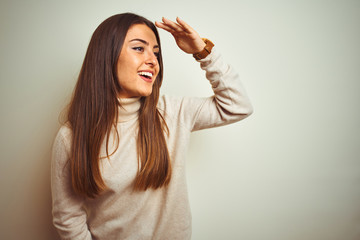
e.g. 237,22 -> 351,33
51,48 -> 253,240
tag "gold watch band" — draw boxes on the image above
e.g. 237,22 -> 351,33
193,38 -> 214,60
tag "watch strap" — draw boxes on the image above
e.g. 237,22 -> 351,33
193,38 -> 214,60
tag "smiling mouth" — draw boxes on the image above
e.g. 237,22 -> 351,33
138,71 -> 153,82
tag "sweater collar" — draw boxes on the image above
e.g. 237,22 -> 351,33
117,97 -> 141,122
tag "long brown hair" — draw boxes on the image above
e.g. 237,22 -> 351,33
67,13 -> 171,198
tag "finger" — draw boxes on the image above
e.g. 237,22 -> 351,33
155,21 -> 175,33
161,17 -> 185,33
176,17 -> 194,34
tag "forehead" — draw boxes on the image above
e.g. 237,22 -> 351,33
125,24 -> 158,45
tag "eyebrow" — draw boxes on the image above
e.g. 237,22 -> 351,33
130,38 -> 159,49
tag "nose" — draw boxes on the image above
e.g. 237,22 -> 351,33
145,51 -> 158,67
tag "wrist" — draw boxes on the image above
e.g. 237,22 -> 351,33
194,41 -> 206,53
193,38 -> 214,60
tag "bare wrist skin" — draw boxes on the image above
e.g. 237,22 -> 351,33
193,40 -> 206,54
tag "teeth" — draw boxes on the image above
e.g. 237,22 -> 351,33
138,71 -> 153,78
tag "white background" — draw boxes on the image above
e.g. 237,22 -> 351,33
0,0 -> 359,239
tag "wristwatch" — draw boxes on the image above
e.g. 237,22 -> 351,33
193,38 -> 214,60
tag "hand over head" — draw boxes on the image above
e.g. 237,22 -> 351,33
155,17 -> 206,54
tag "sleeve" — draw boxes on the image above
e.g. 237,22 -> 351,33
51,127 -> 92,240
163,48 -> 253,132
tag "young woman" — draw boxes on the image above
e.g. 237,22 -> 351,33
51,13 -> 253,240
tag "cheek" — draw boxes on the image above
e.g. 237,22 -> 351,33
117,58 -> 138,82
117,48 -> 140,70
155,65 -> 161,78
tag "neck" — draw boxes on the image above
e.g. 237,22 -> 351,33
117,97 -> 141,122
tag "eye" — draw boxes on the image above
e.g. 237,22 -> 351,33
132,47 -> 144,52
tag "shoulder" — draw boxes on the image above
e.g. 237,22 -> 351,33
157,95 -> 200,115
157,95 -> 186,125
157,94 -> 209,130
56,123 -> 72,140
53,123 -> 72,153
157,95 -> 182,115
51,124 -> 73,174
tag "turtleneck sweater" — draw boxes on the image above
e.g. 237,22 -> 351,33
51,48 -> 253,240
117,97 -> 141,122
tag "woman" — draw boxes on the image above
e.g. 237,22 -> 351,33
51,12 -> 253,240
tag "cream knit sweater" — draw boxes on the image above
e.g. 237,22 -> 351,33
51,48 -> 253,240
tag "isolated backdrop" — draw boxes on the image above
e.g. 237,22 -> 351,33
0,0 -> 359,239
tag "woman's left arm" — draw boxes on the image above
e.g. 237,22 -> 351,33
156,17 -> 253,131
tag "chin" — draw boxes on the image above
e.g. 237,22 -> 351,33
139,89 -> 153,97
141,92 -> 152,97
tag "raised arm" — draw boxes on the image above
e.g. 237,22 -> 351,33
156,17 -> 253,131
